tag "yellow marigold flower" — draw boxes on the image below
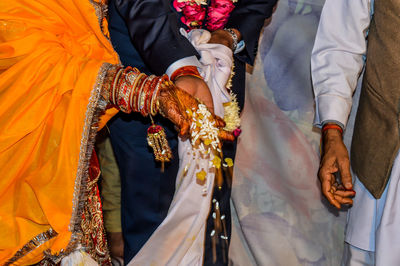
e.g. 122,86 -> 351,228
196,169 -> 207,181
204,139 -> 211,145
212,156 -> 221,168
224,158 -> 233,167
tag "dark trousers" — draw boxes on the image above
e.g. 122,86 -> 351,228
109,113 -> 179,262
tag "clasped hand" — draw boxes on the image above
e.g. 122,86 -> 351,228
157,80 -> 234,142
319,128 -> 356,209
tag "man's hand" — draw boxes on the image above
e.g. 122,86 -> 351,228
174,75 -> 214,113
208,29 -> 241,50
319,125 -> 356,209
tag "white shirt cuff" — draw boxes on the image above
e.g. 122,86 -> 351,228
314,94 -> 352,129
234,40 -> 245,54
165,56 -> 201,78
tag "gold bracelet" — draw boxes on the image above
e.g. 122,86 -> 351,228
112,68 -> 124,105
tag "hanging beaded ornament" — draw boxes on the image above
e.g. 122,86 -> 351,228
147,122 -> 172,171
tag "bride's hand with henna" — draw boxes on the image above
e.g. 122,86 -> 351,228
157,82 -> 235,142
106,66 -> 234,142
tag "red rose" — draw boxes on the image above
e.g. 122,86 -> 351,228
173,0 -> 186,12
174,0 -> 206,29
206,0 -> 235,31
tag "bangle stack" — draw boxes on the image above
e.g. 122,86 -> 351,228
105,66 -> 173,165
170,66 -> 202,82
108,66 -> 168,117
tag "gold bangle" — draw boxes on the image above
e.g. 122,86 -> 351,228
112,68 -> 124,105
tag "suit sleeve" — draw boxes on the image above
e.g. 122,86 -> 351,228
225,0 -> 278,65
114,0 -> 199,75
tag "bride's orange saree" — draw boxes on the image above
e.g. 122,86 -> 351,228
0,0 -> 119,264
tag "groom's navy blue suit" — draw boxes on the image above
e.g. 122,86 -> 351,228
107,0 -> 277,263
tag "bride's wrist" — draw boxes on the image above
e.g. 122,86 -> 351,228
106,65 -> 169,116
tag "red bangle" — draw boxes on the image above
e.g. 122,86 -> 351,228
150,75 -> 169,116
133,75 -> 146,112
111,67 -> 124,105
322,124 -> 343,135
170,66 -> 202,82
141,75 -> 157,116
130,73 -> 146,112
146,76 -> 159,113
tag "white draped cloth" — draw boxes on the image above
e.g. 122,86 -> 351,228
128,29 -> 233,266
312,0 -> 400,265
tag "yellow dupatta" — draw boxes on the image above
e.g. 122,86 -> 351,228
0,0 -> 119,264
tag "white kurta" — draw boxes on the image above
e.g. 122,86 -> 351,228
311,0 -> 400,264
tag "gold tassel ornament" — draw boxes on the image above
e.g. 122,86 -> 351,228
147,122 -> 172,171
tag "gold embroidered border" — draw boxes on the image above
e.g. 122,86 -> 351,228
4,228 -> 58,266
89,0 -> 108,36
67,62 -> 111,245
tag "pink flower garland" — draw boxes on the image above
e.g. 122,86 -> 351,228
173,0 -> 235,31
